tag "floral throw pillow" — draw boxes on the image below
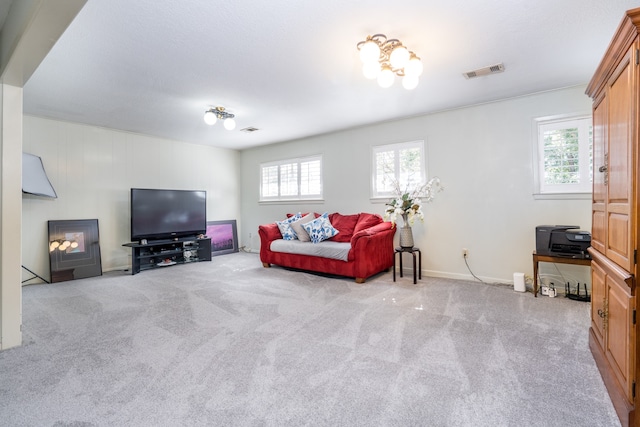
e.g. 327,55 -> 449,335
276,213 -> 302,240
302,212 -> 339,244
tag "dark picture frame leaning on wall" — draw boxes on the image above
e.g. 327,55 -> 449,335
206,220 -> 239,256
48,219 -> 102,283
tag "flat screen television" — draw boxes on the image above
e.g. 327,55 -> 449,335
130,188 -> 206,242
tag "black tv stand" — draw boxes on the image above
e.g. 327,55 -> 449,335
123,236 -> 211,275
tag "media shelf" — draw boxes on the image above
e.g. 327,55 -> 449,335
123,236 -> 212,275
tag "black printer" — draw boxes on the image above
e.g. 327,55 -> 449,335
535,225 -> 591,259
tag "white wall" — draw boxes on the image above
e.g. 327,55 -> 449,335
22,116 -> 241,281
1,84 -> 24,350
240,86 -> 593,285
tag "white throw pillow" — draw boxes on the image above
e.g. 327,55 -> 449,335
290,213 -> 316,242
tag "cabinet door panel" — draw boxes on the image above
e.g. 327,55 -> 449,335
606,275 -> 635,402
592,96 -> 607,254
591,260 -> 606,348
605,47 -> 634,272
592,208 -> 606,254
592,97 -> 607,205
608,211 -> 630,269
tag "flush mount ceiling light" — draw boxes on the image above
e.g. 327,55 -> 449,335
204,106 -> 236,130
356,34 -> 423,90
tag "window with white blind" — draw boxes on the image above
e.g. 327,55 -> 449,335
260,155 -> 323,201
535,115 -> 592,196
371,140 -> 426,198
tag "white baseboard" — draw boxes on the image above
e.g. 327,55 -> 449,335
110,251 -> 514,285
420,268 -> 512,286
103,265 -> 131,274
239,250 -> 513,284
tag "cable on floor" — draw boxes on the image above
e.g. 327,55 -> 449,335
464,254 -> 485,283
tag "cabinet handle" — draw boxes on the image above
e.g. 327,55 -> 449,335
602,298 -> 609,330
598,165 -> 608,173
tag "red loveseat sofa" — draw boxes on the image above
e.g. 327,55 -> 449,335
259,212 -> 395,283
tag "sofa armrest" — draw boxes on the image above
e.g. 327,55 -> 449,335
259,223 -> 282,262
259,223 -> 281,242
351,221 -> 393,240
348,221 -> 394,262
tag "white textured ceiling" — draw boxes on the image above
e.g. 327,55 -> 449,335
22,0 -> 640,150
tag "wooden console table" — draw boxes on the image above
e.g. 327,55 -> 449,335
532,251 -> 591,297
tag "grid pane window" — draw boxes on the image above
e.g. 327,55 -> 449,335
399,147 -> 422,190
375,151 -> 395,193
543,127 -> 580,184
300,160 -> 321,195
279,163 -> 298,196
260,156 -> 323,201
261,165 -> 279,197
536,116 -> 592,194
372,140 -> 425,198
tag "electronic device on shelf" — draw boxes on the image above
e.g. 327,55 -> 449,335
124,188 -> 211,275
130,188 -> 206,242
122,236 -> 212,275
535,225 -> 591,259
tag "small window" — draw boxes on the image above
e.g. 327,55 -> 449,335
535,115 -> 592,195
371,140 -> 426,198
260,155 -> 323,201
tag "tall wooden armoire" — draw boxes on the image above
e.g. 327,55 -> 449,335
586,7 -> 640,426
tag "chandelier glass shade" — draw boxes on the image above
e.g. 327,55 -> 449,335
204,106 -> 236,130
357,34 -> 423,89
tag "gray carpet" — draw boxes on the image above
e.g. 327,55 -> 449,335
0,252 -> 620,426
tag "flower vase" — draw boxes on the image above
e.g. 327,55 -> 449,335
399,214 -> 414,248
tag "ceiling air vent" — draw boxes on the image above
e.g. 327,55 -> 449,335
463,63 -> 505,79
240,127 -> 259,133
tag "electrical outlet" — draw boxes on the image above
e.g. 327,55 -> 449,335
462,248 -> 469,258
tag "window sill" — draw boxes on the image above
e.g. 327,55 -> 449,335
532,192 -> 591,200
370,198 -> 389,204
259,199 -> 325,205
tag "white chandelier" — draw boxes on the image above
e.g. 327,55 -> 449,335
204,106 -> 236,130
356,34 -> 423,89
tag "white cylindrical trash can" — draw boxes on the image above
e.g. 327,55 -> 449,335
513,272 -> 526,292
